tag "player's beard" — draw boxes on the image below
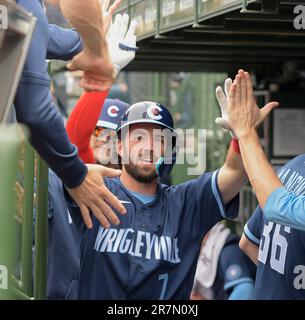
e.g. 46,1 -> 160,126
124,154 -> 157,183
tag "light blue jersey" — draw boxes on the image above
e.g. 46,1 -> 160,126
244,154 -> 305,299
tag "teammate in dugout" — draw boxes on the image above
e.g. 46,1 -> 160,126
47,98 -> 128,299
221,70 -> 305,299
62,70 -> 278,299
191,222 -> 256,300
220,71 -> 305,232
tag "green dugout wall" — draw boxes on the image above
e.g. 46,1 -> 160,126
0,0 -> 48,300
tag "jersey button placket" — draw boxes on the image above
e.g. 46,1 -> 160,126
139,207 -> 148,229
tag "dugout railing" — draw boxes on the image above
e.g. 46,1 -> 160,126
117,0 -> 251,41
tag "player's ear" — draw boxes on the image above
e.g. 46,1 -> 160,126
116,139 -> 123,158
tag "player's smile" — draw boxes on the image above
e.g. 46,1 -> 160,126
136,157 -> 156,172
140,159 -> 154,163
137,151 -> 158,165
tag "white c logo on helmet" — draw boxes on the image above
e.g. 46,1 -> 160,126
107,105 -> 119,118
147,105 -> 163,120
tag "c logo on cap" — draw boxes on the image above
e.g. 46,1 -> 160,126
147,105 -> 163,120
107,105 -> 119,118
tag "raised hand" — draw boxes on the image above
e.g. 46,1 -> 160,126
67,49 -> 115,92
227,70 -> 279,139
66,0 -> 125,92
215,72 -> 278,138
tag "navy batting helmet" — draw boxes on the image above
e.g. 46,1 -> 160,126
117,101 -> 177,178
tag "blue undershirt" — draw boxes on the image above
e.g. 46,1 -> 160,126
128,189 -> 156,205
228,282 -> 255,300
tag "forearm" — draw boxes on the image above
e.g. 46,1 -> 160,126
239,234 -> 259,265
14,0 -> 87,188
66,91 -> 109,164
59,0 -> 106,56
239,130 -> 282,208
15,82 -> 87,188
218,142 -> 248,204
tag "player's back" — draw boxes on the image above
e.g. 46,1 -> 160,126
255,219 -> 305,299
249,154 -> 305,299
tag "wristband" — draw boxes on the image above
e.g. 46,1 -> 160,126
231,138 -> 240,154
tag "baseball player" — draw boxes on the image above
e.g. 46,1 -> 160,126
221,70 -> 305,299
191,223 -> 256,300
67,94 -> 128,168
62,74 -> 276,299
47,99 -> 128,299
241,171 -> 305,300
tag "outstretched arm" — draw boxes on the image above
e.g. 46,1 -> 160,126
217,142 -> 248,205
215,71 -> 279,206
239,130 -> 282,207
227,71 -> 305,231
66,91 -> 108,164
15,0 -> 87,188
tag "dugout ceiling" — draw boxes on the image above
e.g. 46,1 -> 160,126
118,0 -> 305,72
